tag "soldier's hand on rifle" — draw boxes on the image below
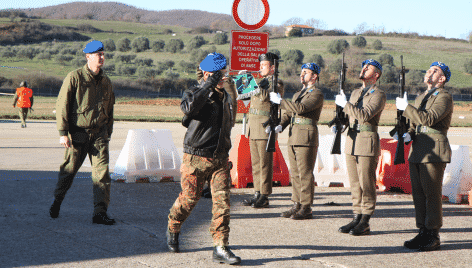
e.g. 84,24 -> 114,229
335,90 -> 347,108
403,133 -> 412,143
269,92 -> 281,104
275,125 -> 283,133
265,126 -> 271,134
396,92 -> 408,111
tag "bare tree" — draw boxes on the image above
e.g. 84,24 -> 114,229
305,18 -> 327,33
283,17 -> 303,26
353,22 -> 368,35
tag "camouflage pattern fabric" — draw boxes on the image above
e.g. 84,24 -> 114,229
19,108 -> 29,125
168,153 -> 231,246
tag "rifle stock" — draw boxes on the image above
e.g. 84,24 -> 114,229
329,53 -> 349,155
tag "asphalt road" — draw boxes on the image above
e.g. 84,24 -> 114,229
1,120 -> 471,268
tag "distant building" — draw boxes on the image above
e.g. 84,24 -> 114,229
285,25 -> 315,37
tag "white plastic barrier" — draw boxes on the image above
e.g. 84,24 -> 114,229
112,129 -> 181,183
443,145 -> 472,203
314,135 -> 350,187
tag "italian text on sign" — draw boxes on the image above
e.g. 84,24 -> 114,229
230,31 -> 269,72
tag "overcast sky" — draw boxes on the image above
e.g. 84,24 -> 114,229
3,0 -> 472,39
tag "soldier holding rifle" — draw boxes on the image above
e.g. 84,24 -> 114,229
242,52 -> 284,209
396,62 -> 453,251
334,59 -> 386,236
269,63 -> 324,220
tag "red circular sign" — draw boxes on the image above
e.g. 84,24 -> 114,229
232,0 -> 270,31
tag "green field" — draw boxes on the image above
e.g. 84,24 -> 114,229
1,18 -> 472,88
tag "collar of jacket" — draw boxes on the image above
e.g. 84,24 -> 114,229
82,64 -> 103,81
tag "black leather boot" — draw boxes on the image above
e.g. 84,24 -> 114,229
404,227 -> 427,249
419,229 -> 440,251
290,204 -> 313,220
252,194 -> 269,208
213,246 -> 241,265
49,199 -> 62,219
166,230 -> 180,253
349,214 -> 371,236
242,191 -> 260,206
280,202 -> 301,218
338,214 -> 362,233
92,212 -> 116,225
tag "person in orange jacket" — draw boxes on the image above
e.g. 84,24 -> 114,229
12,81 -> 34,128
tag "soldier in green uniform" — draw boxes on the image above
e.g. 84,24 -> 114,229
396,62 -> 453,251
269,63 -> 324,220
242,52 -> 285,208
167,53 -> 241,265
49,40 -> 116,225
334,59 -> 386,236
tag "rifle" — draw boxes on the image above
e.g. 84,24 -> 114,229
389,55 -> 410,165
328,53 -> 349,154
262,58 -> 280,153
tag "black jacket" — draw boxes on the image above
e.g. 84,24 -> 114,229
181,80 -> 234,159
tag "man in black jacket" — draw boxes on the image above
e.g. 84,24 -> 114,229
166,53 -> 241,265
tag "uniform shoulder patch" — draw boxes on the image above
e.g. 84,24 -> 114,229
433,91 -> 439,96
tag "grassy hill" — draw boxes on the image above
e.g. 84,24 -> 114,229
1,17 -> 471,94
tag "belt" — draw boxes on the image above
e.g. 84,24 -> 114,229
291,117 -> 316,125
249,108 -> 270,117
416,125 -> 446,135
350,123 -> 378,132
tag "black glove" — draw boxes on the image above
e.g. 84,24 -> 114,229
207,70 -> 223,88
259,78 -> 270,90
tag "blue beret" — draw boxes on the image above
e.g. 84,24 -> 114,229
199,53 -> 227,72
362,59 -> 382,72
430,61 -> 451,82
301,63 -> 320,74
83,40 -> 104,54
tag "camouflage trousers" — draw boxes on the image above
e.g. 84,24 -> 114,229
168,153 -> 231,246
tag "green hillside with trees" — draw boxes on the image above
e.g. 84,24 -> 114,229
1,7 -> 472,98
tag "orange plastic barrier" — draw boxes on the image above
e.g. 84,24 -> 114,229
229,134 -> 290,188
376,138 -> 412,193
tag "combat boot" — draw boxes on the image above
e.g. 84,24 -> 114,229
213,246 -> 241,265
252,194 -> 269,208
418,229 -> 440,251
349,214 -> 371,236
166,229 -> 180,253
280,202 -> 301,218
404,227 -> 427,249
242,191 -> 260,206
49,199 -> 62,219
290,204 -> 313,220
92,212 -> 116,225
338,214 -> 362,233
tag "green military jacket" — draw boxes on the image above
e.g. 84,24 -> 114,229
404,87 -> 453,163
247,76 -> 285,140
280,85 -> 324,147
344,85 -> 386,157
56,64 -> 115,137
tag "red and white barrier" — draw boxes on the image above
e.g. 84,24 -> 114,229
314,135 -> 350,187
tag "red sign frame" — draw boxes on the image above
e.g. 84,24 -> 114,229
231,0 -> 270,31
230,31 -> 269,72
